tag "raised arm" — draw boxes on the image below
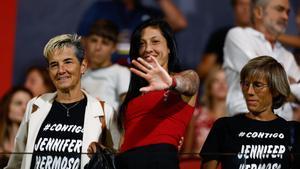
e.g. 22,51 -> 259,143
278,34 -> 300,48
173,70 -> 199,96
157,0 -> 188,32
130,56 -> 199,96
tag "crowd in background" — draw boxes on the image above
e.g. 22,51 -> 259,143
1,0 -> 300,168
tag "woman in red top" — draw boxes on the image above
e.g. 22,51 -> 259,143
115,19 -> 199,169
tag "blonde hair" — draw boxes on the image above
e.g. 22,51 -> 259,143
202,66 -> 225,109
43,34 -> 84,62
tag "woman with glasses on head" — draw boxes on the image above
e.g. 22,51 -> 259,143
200,56 -> 293,169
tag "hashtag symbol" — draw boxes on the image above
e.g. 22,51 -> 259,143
44,124 -> 51,131
238,132 -> 245,137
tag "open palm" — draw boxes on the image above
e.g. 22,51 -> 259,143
130,56 -> 172,92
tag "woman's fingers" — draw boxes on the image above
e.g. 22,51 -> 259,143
148,56 -> 160,66
131,57 -> 156,79
131,57 -> 158,75
132,59 -> 149,73
140,86 -> 152,93
130,67 -> 147,79
137,57 -> 155,70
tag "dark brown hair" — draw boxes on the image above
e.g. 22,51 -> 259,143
26,66 -> 56,93
87,19 -> 119,43
0,87 -> 33,146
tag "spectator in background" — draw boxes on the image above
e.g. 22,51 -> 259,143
278,3 -> 300,48
279,4 -> 300,122
278,5 -> 300,64
0,87 -> 32,168
196,0 -> 251,82
24,66 -> 55,97
115,19 -> 199,169
81,19 -> 130,111
77,0 -> 187,66
201,56 -> 293,169
223,0 -> 300,120
182,66 -> 228,157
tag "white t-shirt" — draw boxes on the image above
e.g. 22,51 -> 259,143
223,27 -> 300,120
81,64 -> 130,111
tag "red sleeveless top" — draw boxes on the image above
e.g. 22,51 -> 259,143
120,90 -> 194,152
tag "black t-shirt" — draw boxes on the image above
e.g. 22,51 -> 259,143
30,97 -> 87,169
200,114 -> 291,169
289,121 -> 300,169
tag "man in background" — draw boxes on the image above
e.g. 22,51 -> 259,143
223,0 -> 300,120
81,19 -> 130,111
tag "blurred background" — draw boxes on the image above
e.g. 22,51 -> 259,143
0,0 -> 298,97
0,1 -> 300,168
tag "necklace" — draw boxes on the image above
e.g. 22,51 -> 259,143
58,101 -> 81,117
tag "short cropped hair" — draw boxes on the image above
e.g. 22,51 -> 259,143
240,55 -> 291,109
86,19 -> 119,43
43,34 -> 84,63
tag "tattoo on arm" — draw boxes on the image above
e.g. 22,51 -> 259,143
173,70 -> 199,96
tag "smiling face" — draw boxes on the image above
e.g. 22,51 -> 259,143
48,46 -> 86,92
241,76 -> 273,115
138,27 -> 170,70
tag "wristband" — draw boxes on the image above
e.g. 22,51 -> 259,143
169,76 -> 177,90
